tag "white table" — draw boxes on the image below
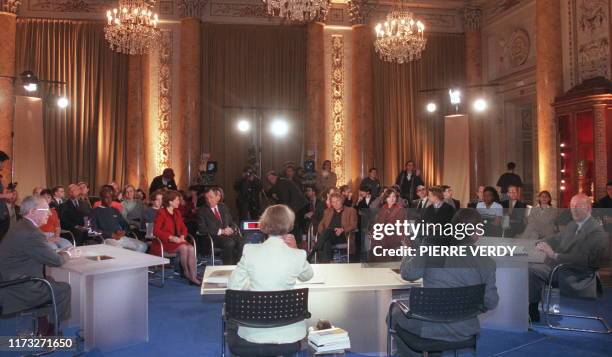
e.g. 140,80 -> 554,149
47,244 -> 169,352
201,263 -> 419,354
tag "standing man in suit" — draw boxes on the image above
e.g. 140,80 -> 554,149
0,195 -> 73,334
309,193 -> 357,263
360,168 -> 382,198
528,194 -> 608,322
500,185 -> 527,237
149,168 -> 178,195
60,184 -> 90,244
395,160 -> 425,205
496,162 -> 523,201
302,186 -> 325,234
266,170 -> 308,244
197,186 -> 244,265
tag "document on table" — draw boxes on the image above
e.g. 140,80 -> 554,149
203,269 -> 232,284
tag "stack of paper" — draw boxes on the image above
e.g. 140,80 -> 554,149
308,327 -> 350,354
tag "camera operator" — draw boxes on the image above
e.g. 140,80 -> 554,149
198,153 -> 217,185
233,166 -> 263,220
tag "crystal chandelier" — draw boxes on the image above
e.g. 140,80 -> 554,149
374,7 -> 427,64
104,0 -> 161,55
263,0 -> 331,23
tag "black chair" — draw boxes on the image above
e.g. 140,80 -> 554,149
221,288 -> 311,357
543,263 -> 611,334
0,277 -> 60,353
387,284 -> 486,357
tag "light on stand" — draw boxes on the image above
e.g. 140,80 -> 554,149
57,96 -> 69,109
426,102 -> 437,113
473,98 -> 487,112
270,118 -> 289,137
236,119 -> 251,133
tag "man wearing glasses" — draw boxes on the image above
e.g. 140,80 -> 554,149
0,195 -> 74,335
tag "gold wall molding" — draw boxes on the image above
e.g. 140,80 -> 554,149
157,29 -> 172,174
330,34 -> 345,186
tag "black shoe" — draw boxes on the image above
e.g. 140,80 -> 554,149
529,303 -> 540,323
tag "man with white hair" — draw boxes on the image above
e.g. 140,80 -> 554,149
528,194 -> 608,322
0,195 -> 73,334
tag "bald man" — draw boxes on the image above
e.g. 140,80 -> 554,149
528,194 -> 608,322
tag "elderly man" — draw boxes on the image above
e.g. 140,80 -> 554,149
0,195 -> 73,335
61,184 -> 90,244
528,194 -> 608,322
308,193 -> 357,263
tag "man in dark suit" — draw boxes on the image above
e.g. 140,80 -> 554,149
421,186 -> 455,226
197,186 -> 244,265
360,168 -> 381,198
0,195 -> 72,334
60,184 -> 91,244
50,186 -> 65,211
441,185 -> 460,210
266,170 -> 308,243
395,160 -> 425,205
148,168 -> 178,195
302,186 -> 325,235
355,186 -> 374,260
528,194 -> 608,322
467,185 -> 485,209
500,185 -> 527,237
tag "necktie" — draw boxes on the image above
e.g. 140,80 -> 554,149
213,207 -> 222,222
74,199 -> 79,208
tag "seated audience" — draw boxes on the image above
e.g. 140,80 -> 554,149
228,204 -> 313,345
520,190 -> 558,240
467,185 -> 485,209
39,189 -> 72,250
32,186 -> 43,196
369,187 -> 407,262
339,184 -> 354,207
135,188 -> 147,202
421,186 -> 455,226
149,168 -> 178,195
77,181 -> 93,209
0,195 -> 73,334
477,186 -> 503,237
92,184 -> 124,213
411,185 -> 430,210
316,160 -> 338,194
593,180 -> 612,234
441,185 -> 460,209
197,186 -> 244,265
60,184 -> 90,244
6,189 -> 19,226
50,186 -> 64,210
500,185 -> 527,237
122,184 -> 145,227
360,167 -> 381,198
528,193 -> 608,322
355,186 -> 374,260
309,193 -> 357,263
391,209 -> 498,347
152,190 -> 200,285
90,187 -> 147,252
141,190 -> 163,230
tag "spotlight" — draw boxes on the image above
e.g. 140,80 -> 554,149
560,142 -> 566,148
20,71 -> 39,92
560,185 -> 566,191
473,98 -> 488,112
236,119 -> 251,133
270,118 -> 289,137
448,89 -> 461,105
57,96 -> 69,109
426,102 -> 437,113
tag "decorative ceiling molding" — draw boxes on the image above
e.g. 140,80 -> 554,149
463,6 -> 482,30
1,0 -> 21,14
178,0 -> 207,18
209,2 -> 268,18
26,0 -> 114,13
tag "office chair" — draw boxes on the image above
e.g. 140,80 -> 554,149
387,284 -> 486,357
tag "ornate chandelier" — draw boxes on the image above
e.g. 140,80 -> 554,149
374,8 -> 427,63
104,0 -> 161,55
263,0 -> 331,23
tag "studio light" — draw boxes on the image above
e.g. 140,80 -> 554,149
20,71 -> 39,92
448,89 -> 461,105
236,119 -> 251,133
24,83 -> 38,92
473,98 -> 487,112
426,102 -> 437,113
57,96 -> 69,109
270,118 -> 289,137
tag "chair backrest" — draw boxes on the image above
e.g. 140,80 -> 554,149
408,284 -> 486,323
224,288 -> 311,328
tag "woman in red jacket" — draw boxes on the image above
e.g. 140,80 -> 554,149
153,190 -> 200,285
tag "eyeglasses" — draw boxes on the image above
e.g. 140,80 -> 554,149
36,208 -> 50,212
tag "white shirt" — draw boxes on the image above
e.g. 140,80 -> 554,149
476,201 -> 503,217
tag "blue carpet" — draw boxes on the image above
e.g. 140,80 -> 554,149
2,278 -> 612,356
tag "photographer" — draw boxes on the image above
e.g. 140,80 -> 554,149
233,166 -> 263,220
198,153 -> 217,185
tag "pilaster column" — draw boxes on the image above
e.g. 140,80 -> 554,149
0,1 -> 20,176
126,55 -> 148,188
464,6 -> 484,197
593,104 -> 608,199
350,24 -> 374,185
305,22 -> 326,168
177,0 -> 206,187
536,0 -> 563,198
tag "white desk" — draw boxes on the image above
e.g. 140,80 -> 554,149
47,244 -> 169,352
201,263 -> 419,354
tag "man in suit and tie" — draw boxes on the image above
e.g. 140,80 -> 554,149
467,185 -> 485,209
421,186 -> 455,226
50,186 -> 65,211
60,184 -> 91,244
148,168 -> 178,195
0,195 -> 73,335
441,185 -> 461,210
301,186 -> 325,235
395,160 -> 425,205
500,185 -> 527,237
409,185 -> 430,220
197,186 -> 244,265
266,170 -> 308,243
528,193 -> 608,322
